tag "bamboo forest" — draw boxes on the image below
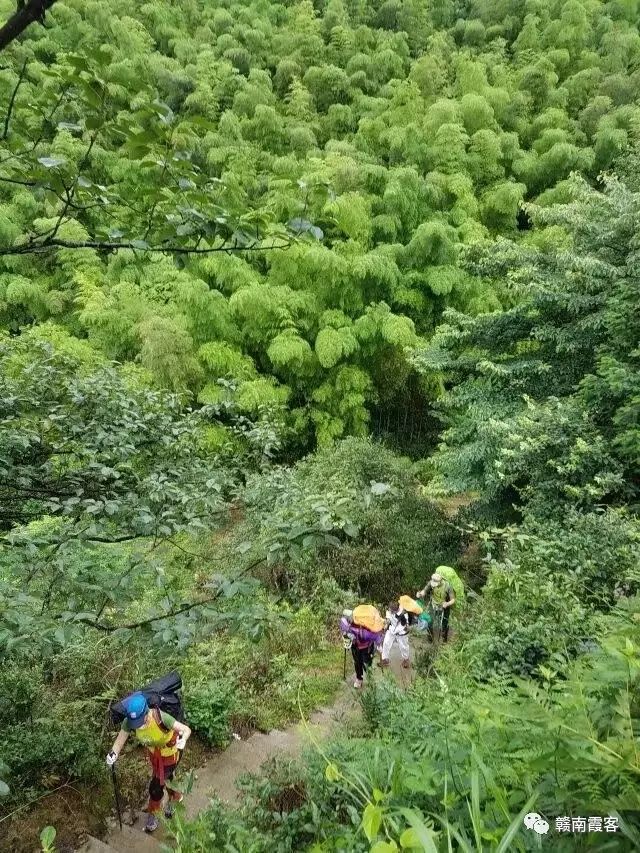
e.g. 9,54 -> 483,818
0,0 -> 639,850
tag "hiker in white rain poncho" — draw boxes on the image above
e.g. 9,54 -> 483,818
380,600 -> 413,669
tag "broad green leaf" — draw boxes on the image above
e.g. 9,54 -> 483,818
325,763 -> 340,782
370,842 -> 398,853
362,803 -> 383,842
40,826 -> 56,848
399,827 -> 421,849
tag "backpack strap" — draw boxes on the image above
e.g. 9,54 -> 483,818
153,706 -> 170,732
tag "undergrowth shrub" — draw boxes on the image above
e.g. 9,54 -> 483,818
281,557 -> 349,622
184,680 -> 235,747
464,567 -> 593,678
295,437 -> 416,495
510,509 -> 640,608
169,758 -> 321,852
318,485 -> 463,601
51,635 -> 182,702
461,509 -> 639,680
2,717 -> 101,801
181,601 -> 340,732
244,437 -> 464,605
0,665 -> 41,727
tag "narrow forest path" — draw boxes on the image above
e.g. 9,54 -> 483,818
79,643 -> 413,853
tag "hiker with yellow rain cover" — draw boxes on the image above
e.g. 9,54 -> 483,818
380,595 -> 423,669
340,604 -> 385,688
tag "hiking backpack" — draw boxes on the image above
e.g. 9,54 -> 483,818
110,670 -> 185,727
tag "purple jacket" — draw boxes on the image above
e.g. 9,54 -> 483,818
340,617 -> 383,649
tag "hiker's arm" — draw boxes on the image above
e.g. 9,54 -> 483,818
443,591 -> 456,609
112,729 -> 129,755
107,729 -> 129,763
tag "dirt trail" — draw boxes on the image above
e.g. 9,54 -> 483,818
79,642 -> 413,853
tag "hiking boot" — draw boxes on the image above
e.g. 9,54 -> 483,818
144,813 -> 160,833
379,658 -> 390,668
164,794 -> 184,819
401,659 -> 411,669
353,678 -> 363,689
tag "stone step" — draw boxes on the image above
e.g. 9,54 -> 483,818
77,836 -> 117,853
103,822 -> 163,853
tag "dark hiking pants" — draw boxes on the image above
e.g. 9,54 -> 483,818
352,643 -> 375,679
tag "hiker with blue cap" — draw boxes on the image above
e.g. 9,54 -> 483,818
106,692 -> 191,833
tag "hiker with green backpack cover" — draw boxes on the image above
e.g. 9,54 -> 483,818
417,572 -> 456,643
107,672 -> 191,834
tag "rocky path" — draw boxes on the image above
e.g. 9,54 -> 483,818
79,642 -> 413,853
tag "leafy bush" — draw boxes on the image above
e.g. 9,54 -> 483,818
464,566 -> 593,679
511,509 -> 640,608
458,508 -> 640,679
322,489 -> 463,602
184,680 -> 235,747
169,758 -> 318,853
181,599 -> 340,734
0,665 -> 41,727
284,559 -> 350,623
1,716 -> 101,801
248,437 -> 464,603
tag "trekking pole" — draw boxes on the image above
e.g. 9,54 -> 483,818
433,607 -> 442,651
111,764 -> 123,831
342,636 -> 352,680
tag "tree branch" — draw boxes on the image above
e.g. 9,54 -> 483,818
0,0 -> 58,53
0,235 -> 292,256
2,58 -> 27,139
0,81 -> 70,167
74,556 -> 266,632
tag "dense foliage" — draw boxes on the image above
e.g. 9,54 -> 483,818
2,0 -> 640,449
414,175 -> 640,520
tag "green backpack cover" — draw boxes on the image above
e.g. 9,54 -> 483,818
434,565 -> 464,602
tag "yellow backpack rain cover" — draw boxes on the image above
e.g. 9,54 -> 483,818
352,604 -> 385,633
399,595 -> 423,615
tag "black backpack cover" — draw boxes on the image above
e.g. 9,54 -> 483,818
110,670 -> 184,727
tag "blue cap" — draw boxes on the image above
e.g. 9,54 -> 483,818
123,692 -> 148,729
